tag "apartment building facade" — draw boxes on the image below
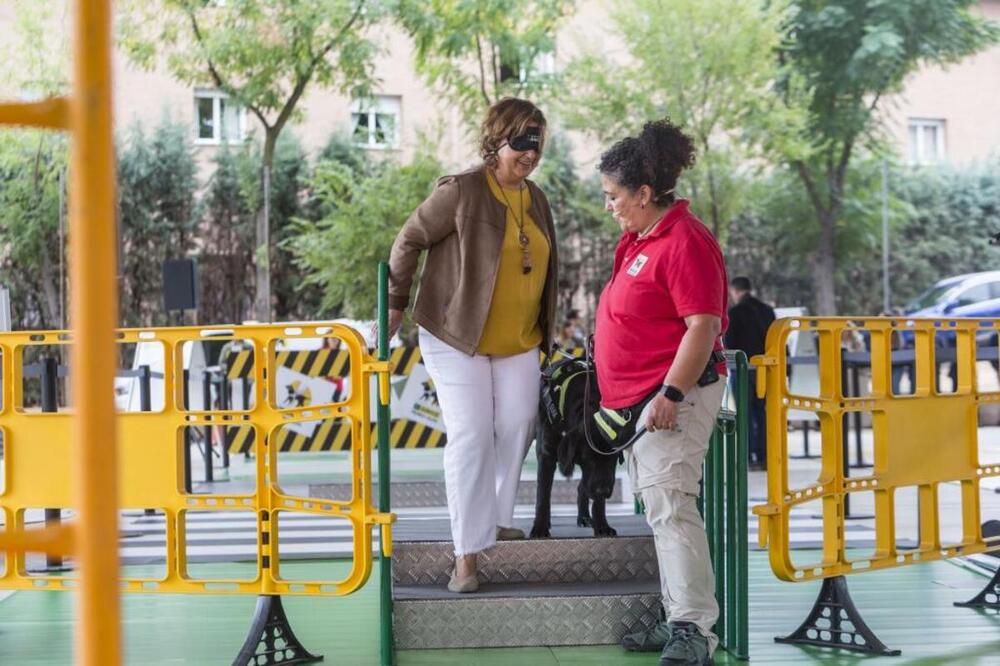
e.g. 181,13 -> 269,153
2,1 -> 999,174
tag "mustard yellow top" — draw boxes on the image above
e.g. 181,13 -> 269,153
477,173 -> 551,356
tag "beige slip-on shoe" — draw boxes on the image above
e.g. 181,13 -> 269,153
496,526 -> 525,540
447,566 -> 479,593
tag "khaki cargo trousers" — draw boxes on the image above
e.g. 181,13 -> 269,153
626,380 -> 726,655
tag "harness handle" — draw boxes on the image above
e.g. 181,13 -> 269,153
581,337 -> 641,457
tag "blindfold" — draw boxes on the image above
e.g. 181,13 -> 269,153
508,127 -> 542,152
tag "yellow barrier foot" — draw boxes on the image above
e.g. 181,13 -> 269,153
775,576 -> 901,656
232,595 -> 323,666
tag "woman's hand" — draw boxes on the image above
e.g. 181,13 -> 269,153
645,394 -> 681,432
371,308 -> 405,344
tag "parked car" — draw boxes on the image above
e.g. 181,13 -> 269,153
902,271 -> 1000,348
904,271 -> 1000,318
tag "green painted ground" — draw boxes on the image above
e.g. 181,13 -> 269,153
0,553 -> 998,664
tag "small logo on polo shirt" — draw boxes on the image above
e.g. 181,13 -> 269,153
626,253 -> 648,277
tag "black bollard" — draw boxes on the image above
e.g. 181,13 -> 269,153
139,364 -> 155,515
219,371 -> 230,469
41,357 -> 63,569
138,364 -> 151,412
182,369 -> 192,493
201,369 -> 214,483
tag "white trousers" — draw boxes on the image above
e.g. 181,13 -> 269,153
628,380 -> 726,655
418,328 -> 540,556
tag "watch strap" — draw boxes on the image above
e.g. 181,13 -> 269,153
660,384 -> 684,402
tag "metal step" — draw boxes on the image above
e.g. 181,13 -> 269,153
309,478 -> 622,507
392,536 -> 661,649
393,535 -> 657,586
393,578 -> 660,649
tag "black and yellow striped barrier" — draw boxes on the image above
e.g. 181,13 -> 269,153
222,345 -> 581,453
223,345 -> 438,452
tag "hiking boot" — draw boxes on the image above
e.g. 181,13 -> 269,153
658,621 -> 712,666
621,620 -> 671,652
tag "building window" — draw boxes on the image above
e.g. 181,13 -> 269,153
907,118 -> 945,165
194,89 -> 247,145
351,96 -> 401,149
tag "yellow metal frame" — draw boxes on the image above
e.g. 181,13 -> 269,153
0,1 -> 119,663
752,317 -> 1000,582
0,324 -> 395,596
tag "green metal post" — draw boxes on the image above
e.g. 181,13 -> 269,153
704,431 -> 716,564
711,427 -> 725,644
725,422 -> 738,650
735,351 -> 750,660
377,262 -> 393,666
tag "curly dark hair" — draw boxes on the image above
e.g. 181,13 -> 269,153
598,119 -> 696,206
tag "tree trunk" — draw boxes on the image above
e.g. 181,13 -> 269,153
813,210 -> 837,315
706,165 -> 721,240
38,241 -> 61,329
254,131 -> 277,322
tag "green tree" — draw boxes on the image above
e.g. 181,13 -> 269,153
0,0 -> 68,97
772,0 -> 999,314
0,131 -> 67,329
199,144 -> 257,325
727,159 -> 909,315
117,119 -> 200,326
288,148 -> 443,319
120,0 -> 382,320
889,161 -> 1000,307
533,132 -> 615,329
0,1 -> 70,330
561,0 -> 783,240
197,133 -> 313,324
396,0 -> 572,126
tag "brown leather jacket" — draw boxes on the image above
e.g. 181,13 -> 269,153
388,165 -> 558,356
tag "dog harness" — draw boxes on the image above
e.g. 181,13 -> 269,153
540,354 -> 593,437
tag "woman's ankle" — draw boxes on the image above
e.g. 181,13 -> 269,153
455,553 -> 477,577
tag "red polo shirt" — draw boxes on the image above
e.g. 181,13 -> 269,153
595,200 -> 728,409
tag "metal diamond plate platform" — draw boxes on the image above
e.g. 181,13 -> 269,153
393,536 -> 658,587
393,580 -> 661,649
309,479 -> 621,507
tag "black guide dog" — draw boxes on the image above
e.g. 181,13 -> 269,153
531,352 -> 619,538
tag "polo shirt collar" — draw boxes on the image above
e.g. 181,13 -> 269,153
642,199 -> 690,240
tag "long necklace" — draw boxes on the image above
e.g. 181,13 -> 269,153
492,171 -> 532,274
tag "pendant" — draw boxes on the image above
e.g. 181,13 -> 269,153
518,231 -> 529,247
522,249 -> 532,274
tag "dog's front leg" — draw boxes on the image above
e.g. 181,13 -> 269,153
531,443 -> 557,538
590,496 -> 617,537
576,480 -> 593,527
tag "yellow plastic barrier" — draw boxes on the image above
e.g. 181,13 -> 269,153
752,316 -> 1000,582
0,323 -> 395,597
0,0 -> 119,662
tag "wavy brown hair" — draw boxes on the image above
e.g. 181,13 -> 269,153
479,97 -> 547,168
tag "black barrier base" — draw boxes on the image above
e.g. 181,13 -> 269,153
775,576 -> 900,656
954,565 -> 1000,610
232,595 -> 323,666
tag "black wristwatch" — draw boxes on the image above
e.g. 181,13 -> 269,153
660,384 -> 684,403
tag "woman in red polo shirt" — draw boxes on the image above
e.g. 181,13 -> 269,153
594,120 -> 728,666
